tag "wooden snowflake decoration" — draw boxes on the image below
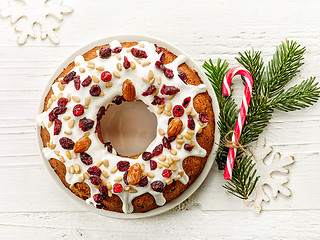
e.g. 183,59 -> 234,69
246,137 -> 295,213
0,0 -> 72,45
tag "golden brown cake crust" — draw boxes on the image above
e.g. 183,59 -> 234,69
40,41 -> 215,213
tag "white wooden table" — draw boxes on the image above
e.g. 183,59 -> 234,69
1,0 -> 320,239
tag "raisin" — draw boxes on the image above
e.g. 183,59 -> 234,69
139,176 -> 148,187
104,142 -> 112,153
112,95 -> 124,105
182,97 -> 191,108
80,152 -> 93,165
168,136 -> 177,142
101,71 -> 112,82
113,183 -> 123,193
89,84 -> 101,96
59,137 -> 74,150
123,56 -> 130,69
178,70 -> 187,84
74,76 -> 81,90
53,119 -> 62,135
61,71 -> 76,84
123,170 -> 129,185
99,47 -> 111,59
199,112 -> 209,123
187,115 -> 195,130
99,185 -> 108,197
112,47 -> 123,53
81,76 -> 92,87
73,104 -> 84,116
79,117 -> 94,132
184,144 -> 194,151
131,48 -> 148,58
152,144 -> 163,156
164,68 -> 174,78
160,84 -> 180,95
162,169 -> 172,178
90,175 -> 102,185
95,122 -> 101,133
142,152 -> 153,161
87,166 -> 102,176
162,137 -> 171,150
150,160 -> 157,171
172,105 -> 184,117
96,106 -> 105,121
150,181 -> 164,192
151,96 -> 165,105
93,194 -> 103,203
57,97 -> 68,107
142,85 -> 156,96
117,161 -> 130,172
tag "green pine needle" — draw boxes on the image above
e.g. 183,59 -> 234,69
203,40 -> 320,200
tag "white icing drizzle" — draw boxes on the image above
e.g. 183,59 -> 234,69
37,40 -> 209,213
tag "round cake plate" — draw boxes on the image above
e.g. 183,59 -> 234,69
36,34 -> 220,219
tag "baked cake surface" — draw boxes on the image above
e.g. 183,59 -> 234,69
38,41 -> 215,213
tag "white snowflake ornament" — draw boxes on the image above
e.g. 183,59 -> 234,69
246,137 -> 295,213
1,0 -> 73,45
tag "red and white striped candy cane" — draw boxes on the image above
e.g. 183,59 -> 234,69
222,67 -> 253,180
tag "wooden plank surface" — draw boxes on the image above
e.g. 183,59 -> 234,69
0,0 -> 320,238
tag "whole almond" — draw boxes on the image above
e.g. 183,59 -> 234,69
167,118 -> 183,137
74,136 -> 91,153
127,163 -> 142,185
122,79 -> 136,101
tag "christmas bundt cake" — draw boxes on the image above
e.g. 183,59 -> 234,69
37,40 -> 215,213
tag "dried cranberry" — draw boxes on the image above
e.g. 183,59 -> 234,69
99,47 -> 111,59
168,136 -> 176,142
101,71 -> 112,82
155,61 -> 165,71
87,166 -> 102,176
90,175 -> 102,185
160,84 -> 180,95
104,142 -> 112,153
154,44 -> 162,54
112,95 -> 124,105
199,112 -> 209,123
187,115 -> 195,130
74,76 -> 81,90
131,48 -> 148,58
96,106 -> 105,121
164,68 -> 174,78
61,71 -> 76,84
151,96 -> 165,105
162,169 -> 172,178
142,85 -> 156,96
182,97 -> 191,108
93,194 -> 103,203
79,117 -> 94,131
123,171 -> 129,185
139,176 -> 148,187
184,144 -> 194,151
80,152 -> 93,165
151,181 -> 164,192
52,106 -> 67,116
152,144 -> 163,157
59,137 -> 74,150
48,111 -> 57,121
81,76 -> 92,87
172,105 -> 184,117
57,97 -> 68,107
160,52 -> 165,62
89,84 -> 101,96
99,185 -> 108,197
162,137 -> 171,150
117,161 -> 130,172
150,160 -> 157,171
112,47 -> 123,53
123,56 -> 130,69
142,152 -> 153,161
178,70 -> 187,84
95,122 -> 101,133
113,183 -> 123,193
53,119 -> 62,135
73,104 -> 84,116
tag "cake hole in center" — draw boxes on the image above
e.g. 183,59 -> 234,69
100,101 -> 157,157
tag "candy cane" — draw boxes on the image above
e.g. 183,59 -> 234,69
222,67 -> 253,180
